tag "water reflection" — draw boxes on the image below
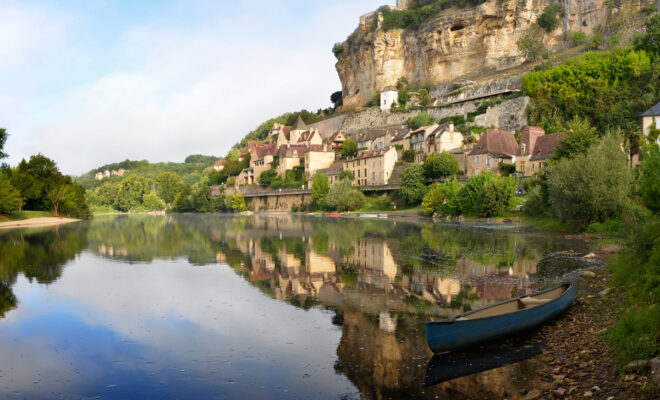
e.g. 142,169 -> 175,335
0,215 -> 588,399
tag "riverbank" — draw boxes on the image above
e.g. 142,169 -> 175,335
526,248 -> 659,400
0,217 -> 81,229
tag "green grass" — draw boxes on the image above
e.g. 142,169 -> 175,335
0,210 -> 52,222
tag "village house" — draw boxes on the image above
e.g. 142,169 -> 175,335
425,123 -> 463,155
466,129 -> 518,176
526,133 -> 564,175
314,161 -> 343,186
276,145 -> 307,178
449,148 -> 472,175
343,147 -> 398,186
268,122 -> 292,143
273,116 -> 322,148
213,160 -> 225,172
515,126 -> 545,176
409,124 -> 438,163
641,102 -> 660,145
390,129 -> 411,151
328,131 -> 346,150
304,144 -> 336,178
357,130 -> 390,150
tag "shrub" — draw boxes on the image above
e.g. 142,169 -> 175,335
517,25 -> 548,61
638,144 -> 660,213
341,139 -> 358,158
523,185 -> 550,217
311,173 -> 329,208
259,169 -> 278,187
498,162 -> 517,177
475,176 -> 518,217
408,111 -> 434,130
326,179 -> 365,211
422,179 -> 460,216
231,194 -> 248,212
571,31 -> 586,44
452,171 -> 495,215
551,116 -> 599,161
401,150 -> 415,163
546,135 -> 632,230
332,43 -> 344,57
588,33 -> 603,49
537,5 -> 562,32
424,152 -> 460,180
142,192 -> 166,211
634,15 -> 660,56
0,174 -> 22,214
399,164 -> 427,205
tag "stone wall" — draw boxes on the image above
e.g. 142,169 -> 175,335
474,96 -> 530,132
249,193 -> 313,211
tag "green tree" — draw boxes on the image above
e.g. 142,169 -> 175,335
114,175 -> 149,212
60,182 -> 90,219
452,171 -> 494,215
0,174 -> 22,214
537,5 -> 562,32
14,154 -> 66,210
546,135 -> 632,230
399,164 -> 427,205
517,25 -> 547,61
638,144 -> 660,213
95,182 -> 119,207
191,185 -> 211,212
422,179 -> 460,216
142,192 -> 166,211
424,152 -> 461,180
48,185 -> 73,216
401,149 -> 414,163
341,139 -> 358,158
173,184 -> 194,212
338,170 -> 355,181
551,116 -> 599,161
408,112 -> 434,130
259,169 -> 278,187
0,128 -> 7,159
326,178 -> 365,211
475,176 -> 518,217
231,194 -> 248,212
156,172 -> 182,204
330,91 -> 343,108
311,173 -> 329,208
332,42 -> 344,57
634,15 -> 660,56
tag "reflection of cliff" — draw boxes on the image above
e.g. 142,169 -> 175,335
0,223 -> 89,317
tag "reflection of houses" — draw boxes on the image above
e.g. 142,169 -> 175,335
342,239 -> 398,285
97,244 -> 129,258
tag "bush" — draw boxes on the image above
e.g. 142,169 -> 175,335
517,25 -> 548,61
338,170 -> 355,181
173,185 -> 194,212
571,31 -> 586,44
537,5 -> 562,32
422,179 -> 460,216
259,169 -> 278,187
332,43 -> 344,57
0,174 -> 22,214
523,185 -> 549,217
551,116 -> 599,161
311,173 -> 329,208
341,139 -> 358,158
231,194 -> 248,212
498,162 -> 517,177
475,176 -> 518,217
399,164 -> 427,205
326,179 -> 365,211
401,150 -> 415,163
424,152 -> 460,180
452,171 -> 494,215
546,135 -> 632,230
408,112 -> 434,130
142,192 -> 166,211
638,144 -> 660,213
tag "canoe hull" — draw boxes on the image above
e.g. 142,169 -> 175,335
425,283 -> 575,354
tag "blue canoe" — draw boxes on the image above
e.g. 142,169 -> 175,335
425,283 -> 575,354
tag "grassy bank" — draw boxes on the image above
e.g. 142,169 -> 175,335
0,210 -> 53,222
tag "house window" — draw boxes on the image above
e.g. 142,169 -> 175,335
357,169 -> 361,177
372,172 -> 375,181
476,155 -> 481,163
486,157 -> 492,166
476,168 -> 480,175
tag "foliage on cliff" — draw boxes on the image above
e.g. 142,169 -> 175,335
378,0 -> 487,31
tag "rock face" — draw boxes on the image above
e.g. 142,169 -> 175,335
336,0 -> 614,108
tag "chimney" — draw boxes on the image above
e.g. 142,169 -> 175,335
449,122 -> 454,132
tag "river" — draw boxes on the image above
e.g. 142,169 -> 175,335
0,214 -> 592,399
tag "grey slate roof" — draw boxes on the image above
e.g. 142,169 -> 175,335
641,102 -> 660,117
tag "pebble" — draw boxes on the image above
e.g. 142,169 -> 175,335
583,391 -> 593,397
583,253 -> 596,259
582,271 -> 596,278
624,359 -> 650,372
624,374 -> 635,382
598,288 -> 611,297
524,389 -> 542,400
553,388 -> 566,398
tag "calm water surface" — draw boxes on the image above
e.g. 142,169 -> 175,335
0,214 -> 590,399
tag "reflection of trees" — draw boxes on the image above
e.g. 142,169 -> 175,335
0,223 -> 89,317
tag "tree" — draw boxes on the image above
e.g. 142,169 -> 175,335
408,112 -> 433,130
330,91 -> 343,108
537,5 -> 562,32
173,184 -> 194,212
332,42 -> 344,57
231,194 -> 248,212
546,135 -> 632,230
0,174 -> 21,214
156,172 -> 182,204
311,173 -> 329,208
341,139 -> 358,158
326,178 -> 365,211
453,171 -> 494,215
634,15 -> 660,56
401,149 -> 414,163
114,175 -> 149,212
142,192 -> 166,211
48,185 -> 73,216
0,128 -> 7,159
422,179 -> 460,216
399,164 -> 427,205
551,116 -> 599,161
14,154 -> 66,210
259,169 -> 278,187
638,144 -> 660,213
475,176 -> 518,217
95,182 -> 119,207
424,152 -> 460,180
338,170 -> 355,181
517,25 -> 547,61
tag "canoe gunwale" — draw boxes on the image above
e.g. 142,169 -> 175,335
426,283 -> 574,326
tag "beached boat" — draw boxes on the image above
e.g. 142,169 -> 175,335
377,214 -> 388,218
425,283 -> 575,354
325,213 -> 342,217
358,213 -> 378,218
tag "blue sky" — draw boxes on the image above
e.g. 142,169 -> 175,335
1,0 -> 390,174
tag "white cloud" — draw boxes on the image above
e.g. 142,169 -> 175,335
2,0 -> 390,174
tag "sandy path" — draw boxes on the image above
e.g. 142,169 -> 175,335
0,217 -> 81,229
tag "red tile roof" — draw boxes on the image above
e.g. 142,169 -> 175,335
530,133 -> 564,161
345,147 -> 393,161
468,129 -> 518,157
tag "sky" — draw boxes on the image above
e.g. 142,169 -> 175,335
0,0 -> 390,175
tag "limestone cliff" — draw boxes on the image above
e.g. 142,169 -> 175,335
336,0 -> 646,108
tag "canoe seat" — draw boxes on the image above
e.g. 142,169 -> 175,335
520,297 -> 551,306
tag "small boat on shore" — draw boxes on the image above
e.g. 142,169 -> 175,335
425,283 -> 575,354
325,213 -> 342,217
358,213 -> 378,218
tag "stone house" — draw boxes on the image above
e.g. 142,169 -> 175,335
425,123 -> 464,155
466,129 -> 518,176
314,161 -> 344,186
236,167 -> 254,185
268,122 -> 292,143
449,148 -> 472,175
526,133 -> 564,175
357,129 -> 389,150
328,131 -> 346,150
343,147 -> 398,186
515,126 -> 545,176
276,145 -> 307,178
304,144 -> 336,179
641,102 -> 660,145
380,87 -> 398,111
274,116 -> 322,148
248,142 -> 278,183
390,129 -> 411,151
213,160 -> 225,172
409,124 -> 438,163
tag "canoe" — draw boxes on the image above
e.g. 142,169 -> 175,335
425,283 -> 575,354
325,213 -> 342,217
359,213 -> 378,218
